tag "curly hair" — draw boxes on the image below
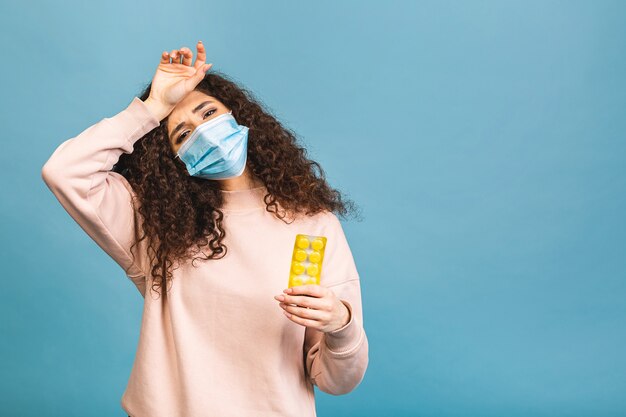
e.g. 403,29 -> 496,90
112,71 -> 360,301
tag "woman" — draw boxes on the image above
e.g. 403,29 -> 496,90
41,40 -> 368,417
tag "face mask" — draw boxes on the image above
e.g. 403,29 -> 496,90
175,111 -> 250,180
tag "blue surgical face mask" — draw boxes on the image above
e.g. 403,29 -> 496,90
175,110 -> 249,180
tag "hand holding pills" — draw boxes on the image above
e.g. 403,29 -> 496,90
274,285 -> 351,333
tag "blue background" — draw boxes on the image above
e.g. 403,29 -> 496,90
1,1 -> 625,416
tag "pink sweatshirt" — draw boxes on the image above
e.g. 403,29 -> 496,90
41,97 -> 369,417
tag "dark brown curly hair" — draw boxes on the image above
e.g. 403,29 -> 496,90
112,71 -> 361,301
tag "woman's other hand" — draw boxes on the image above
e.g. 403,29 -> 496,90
274,285 -> 352,332
144,41 -> 213,120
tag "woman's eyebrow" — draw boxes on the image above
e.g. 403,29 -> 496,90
170,100 -> 215,138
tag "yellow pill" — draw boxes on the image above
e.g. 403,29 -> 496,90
311,238 -> 324,251
292,277 -> 303,286
297,236 -> 310,249
294,249 -> 307,262
309,251 -> 321,263
307,264 -> 319,276
293,263 -> 305,275
292,262 -> 305,275
306,276 -> 318,285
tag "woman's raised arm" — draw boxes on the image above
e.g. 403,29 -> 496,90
41,41 -> 212,296
41,98 -> 161,296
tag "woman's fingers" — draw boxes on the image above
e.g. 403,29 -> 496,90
159,43 -> 205,67
280,294 -> 325,310
180,47 -> 192,66
169,49 -> 180,64
194,41 -> 206,69
279,302 -> 324,320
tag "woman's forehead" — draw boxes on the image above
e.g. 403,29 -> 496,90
167,92 -> 217,128
173,92 -> 215,115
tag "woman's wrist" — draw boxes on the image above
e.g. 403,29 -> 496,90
143,97 -> 172,121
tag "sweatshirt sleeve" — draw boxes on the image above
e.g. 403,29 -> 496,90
303,212 -> 369,395
41,97 -> 161,297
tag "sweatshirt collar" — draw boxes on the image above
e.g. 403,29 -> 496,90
219,185 -> 268,212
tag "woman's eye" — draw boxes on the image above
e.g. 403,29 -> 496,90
177,109 -> 217,143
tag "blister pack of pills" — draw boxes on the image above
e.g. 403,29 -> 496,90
287,234 -> 327,288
